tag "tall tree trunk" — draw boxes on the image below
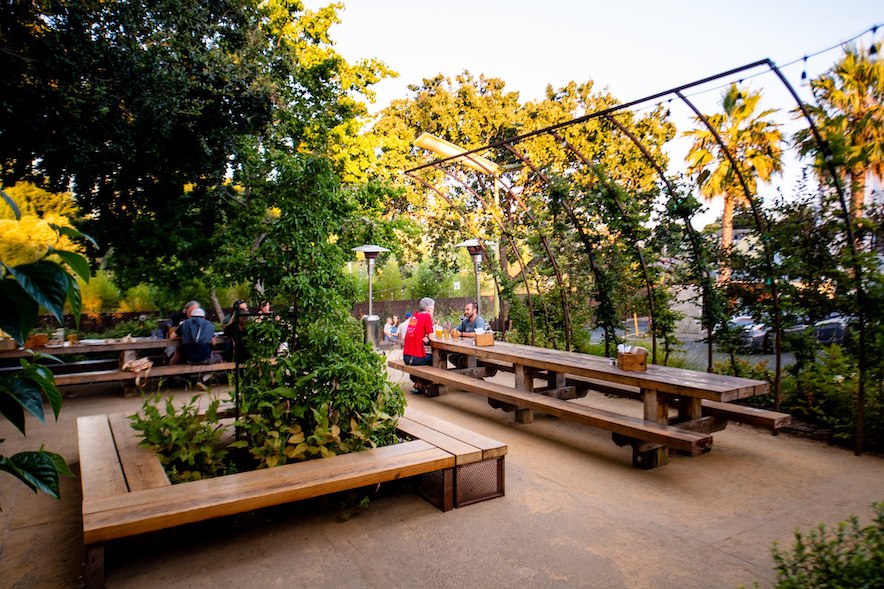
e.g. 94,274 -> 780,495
719,194 -> 735,282
850,167 -> 867,220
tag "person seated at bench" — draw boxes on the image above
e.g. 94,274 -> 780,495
402,297 -> 435,394
223,302 -> 250,363
176,307 -> 222,365
448,301 -> 487,369
166,300 -> 200,364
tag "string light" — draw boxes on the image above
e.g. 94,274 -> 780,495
800,56 -> 809,87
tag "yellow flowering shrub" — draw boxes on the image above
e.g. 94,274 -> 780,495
0,213 -> 80,269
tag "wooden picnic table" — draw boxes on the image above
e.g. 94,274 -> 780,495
0,336 -> 233,395
417,336 -> 770,467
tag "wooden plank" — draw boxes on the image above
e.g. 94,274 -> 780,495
56,362 -> 237,386
77,415 -> 128,500
429,339 -> 768,401
701,401 -> 791,430
107,413 -> 170,491
83,440 -> 454,544
389,361 -> 711,454
396,417 -> 483,465
403,408 -> 507,460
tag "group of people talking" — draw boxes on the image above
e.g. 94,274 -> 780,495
401,297 -> 486,394
165,299 -> 272,365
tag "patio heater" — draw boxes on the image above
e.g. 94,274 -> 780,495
352,244 -> 389,347
456,239 -> 487,317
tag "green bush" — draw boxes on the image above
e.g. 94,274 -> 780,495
129,393 -> 231,483
770,502 -> 884,589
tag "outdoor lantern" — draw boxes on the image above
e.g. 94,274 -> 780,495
456,239 -> 494,317
352,244 -> 389,347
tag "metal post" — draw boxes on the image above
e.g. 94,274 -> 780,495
474,258 -> 482,317
368,257 -> 375,318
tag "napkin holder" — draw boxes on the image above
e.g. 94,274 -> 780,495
474,332 -> 494,347
616,349 -> 648,371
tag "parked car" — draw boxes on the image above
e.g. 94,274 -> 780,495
728,315 -> 810,354
813,314 -> 853,345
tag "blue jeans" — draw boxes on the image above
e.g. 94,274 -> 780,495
403,353 -> 432,366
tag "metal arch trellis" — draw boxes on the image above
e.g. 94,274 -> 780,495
601,112 -> 718,372
405,171 -> 539,344
403,53 -> 871,450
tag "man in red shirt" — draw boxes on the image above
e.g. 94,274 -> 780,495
402,297 -> 435,393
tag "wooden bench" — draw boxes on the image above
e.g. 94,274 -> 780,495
78,408 -> 505,587
472,361 -> 791,433
57,362 -> 237,395
559,374 -> 791,432
389,360 -> 712,459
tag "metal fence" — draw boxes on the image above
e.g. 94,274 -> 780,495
27,296 -> 499,336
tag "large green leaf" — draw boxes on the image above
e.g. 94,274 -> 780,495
52,250 -> 91,283
0,377 -> 46,433
51,224 -> 97,248
0,385 -> 26,433
0,278 -> 39,344
7,261 -> 70,323
65,274 -> 82,325
21,362 -> 62,419
0,451 -> 68,499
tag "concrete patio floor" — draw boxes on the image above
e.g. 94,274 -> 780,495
2,354 -> 883,588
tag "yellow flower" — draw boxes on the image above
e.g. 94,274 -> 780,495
0,215 -> 58,267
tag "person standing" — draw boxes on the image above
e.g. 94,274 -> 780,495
402,297 -> 435,393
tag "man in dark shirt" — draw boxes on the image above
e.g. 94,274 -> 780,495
179,307 -> 220,364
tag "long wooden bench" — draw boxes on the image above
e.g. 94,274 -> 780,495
474,361 -> 791,432
389,360 -> 712,457
557,374 -> 791,432
78,408 -> 505,588
57,362 -> 237,398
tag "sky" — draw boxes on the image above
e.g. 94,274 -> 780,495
305,0 -> 883,222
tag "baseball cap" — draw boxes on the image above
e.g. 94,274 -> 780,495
191,307 -> 206,318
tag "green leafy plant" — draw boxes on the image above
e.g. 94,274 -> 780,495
129,392 -> 230,483
0,189 -> 87,503
769,502 -> 883,589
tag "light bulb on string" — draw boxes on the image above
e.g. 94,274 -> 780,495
800,56 -> 810,87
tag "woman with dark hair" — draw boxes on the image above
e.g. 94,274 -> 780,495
223,300 -> 250,362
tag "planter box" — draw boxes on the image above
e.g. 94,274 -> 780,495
78,408 -> 506,588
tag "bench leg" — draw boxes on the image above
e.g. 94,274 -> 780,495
638,388 -> 669,468
85,543 -> 105,589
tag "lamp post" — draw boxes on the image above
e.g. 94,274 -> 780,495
455,239 -> 489,317
352,244 -> 389,347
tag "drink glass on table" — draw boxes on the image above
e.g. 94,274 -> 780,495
434,324 -> 444,338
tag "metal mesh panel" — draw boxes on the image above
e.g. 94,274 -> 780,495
414,469 -> 453,511
455,457 -> 505,507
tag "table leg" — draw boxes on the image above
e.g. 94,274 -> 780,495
513,365 -> 534,424
633,388 -> 669,468
428,350 -> 449,396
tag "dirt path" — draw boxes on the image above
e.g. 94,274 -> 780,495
2,371 -> 882,589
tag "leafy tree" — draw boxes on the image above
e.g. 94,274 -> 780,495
0,0 -> 391,290
684,84 -> 784,281
794,42 -> 884,219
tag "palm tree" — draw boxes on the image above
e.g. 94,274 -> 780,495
684,84 -> 784,281
794,42 -> 884,219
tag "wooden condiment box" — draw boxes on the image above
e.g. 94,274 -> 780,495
616,350 -> 647,371
474,332 -> 495,347
25,333 -> 49,348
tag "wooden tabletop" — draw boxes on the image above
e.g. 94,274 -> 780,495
429,337 -> 768,402
0,337 -> 177,359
